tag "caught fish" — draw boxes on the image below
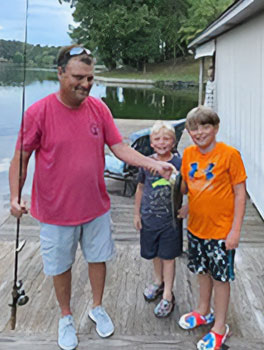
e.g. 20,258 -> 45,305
169,170 -> 183,228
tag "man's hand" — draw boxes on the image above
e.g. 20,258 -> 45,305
134,214 -> 142,231
225,229 -> 240,250
150,161 -> 174,180
10,198 -> 28,218
111,143 -> 174,180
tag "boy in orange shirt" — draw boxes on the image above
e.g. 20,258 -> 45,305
178,106 -> 247,350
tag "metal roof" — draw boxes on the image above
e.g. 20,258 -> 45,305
188,0 -> 264,48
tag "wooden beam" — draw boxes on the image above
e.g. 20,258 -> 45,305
198,57 -> 204,105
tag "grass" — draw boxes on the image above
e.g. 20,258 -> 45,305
97,56 -> 200,82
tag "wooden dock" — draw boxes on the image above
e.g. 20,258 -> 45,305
0,120 -> 263,349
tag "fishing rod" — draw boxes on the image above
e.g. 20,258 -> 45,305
9,0 -> 29,330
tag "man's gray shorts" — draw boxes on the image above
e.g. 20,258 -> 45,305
39,211 -> 115,276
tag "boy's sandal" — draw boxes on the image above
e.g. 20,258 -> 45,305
178,310 -> 215,330
197,324 -> 230,350
143,282 -> 164,302
154,292 -> 175,318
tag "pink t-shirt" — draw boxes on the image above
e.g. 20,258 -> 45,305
16,93 -> 123,225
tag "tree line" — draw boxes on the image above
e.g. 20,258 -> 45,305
0,0 -> 233,70
60,0 -> 233,70
0,39 -> 59,67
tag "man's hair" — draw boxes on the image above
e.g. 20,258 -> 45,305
186,106 -> 220,130
57,44 -> 94,70
150,120 -> 176,142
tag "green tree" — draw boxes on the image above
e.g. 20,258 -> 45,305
0,39 -> 60,66
35,54 -> 44,67
42,55 -> 56,66
58,0 -> 234,67
179,0 -> 233,46
60,0 -> 163,70
157,0 -> 189,62
13,51 -> 23,64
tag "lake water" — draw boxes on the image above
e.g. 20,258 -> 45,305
0,64 -> 197,219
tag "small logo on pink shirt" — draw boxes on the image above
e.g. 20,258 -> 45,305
90,124 -> 99,136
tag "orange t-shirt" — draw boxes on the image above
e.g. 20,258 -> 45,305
181,142 -> 247,239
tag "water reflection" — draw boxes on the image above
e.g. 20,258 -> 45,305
0,64 -> 198,121
102,85 -> 197,120
0,64 -> 57,86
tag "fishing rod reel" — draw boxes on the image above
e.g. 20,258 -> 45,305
12,280 -> 29,306
10,239 -> 29,307
9,278 -> 29,330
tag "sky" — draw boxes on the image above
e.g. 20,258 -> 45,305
0,0 -> 75,47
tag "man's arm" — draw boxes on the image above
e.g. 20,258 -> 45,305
225,181 -> 246,250
9,150 -> 32,218
110,142 -> 173,180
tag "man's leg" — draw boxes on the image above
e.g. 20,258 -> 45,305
39,223 -> 79,350
40,223 -> 79,316
54,269 -> 78,349
88,262 -> 106,307
212,280 -> 230,334
53,268 -> 72,316
88,261 -> 114,338
54,268 -> 77,350
196,273 -> 213,315
82,212 -> 115,338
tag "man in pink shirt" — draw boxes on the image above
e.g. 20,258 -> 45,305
9,45 -> 173,350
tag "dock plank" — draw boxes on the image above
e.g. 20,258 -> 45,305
0,334 -> 263,350
1,242 -> 264,348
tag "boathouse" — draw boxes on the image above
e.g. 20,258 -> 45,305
188,0 -> 264,219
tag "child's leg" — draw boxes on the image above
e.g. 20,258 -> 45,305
196,273 -> 213,315
154,258 -> 175,317
196,280 -> 230,350
212,280 -> 230,334
153,257 -> 163,285
143,258 -> 164,302
196,242 -> 232,349
179,273 -> 214,329
162,258 -> 175,301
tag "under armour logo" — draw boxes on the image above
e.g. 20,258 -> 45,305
204,163 -> 215,180
188,162 -> 215,180
189,163 -> 198,178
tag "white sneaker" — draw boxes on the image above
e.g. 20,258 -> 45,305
58,315 -> 78,350
89,306 -> 114,338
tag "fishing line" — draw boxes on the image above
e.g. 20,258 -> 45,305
9,0 -> 29,330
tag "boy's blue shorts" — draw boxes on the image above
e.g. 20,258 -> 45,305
187,231 -> 235,282
39,211 -> 115,276
140,220 -> 182,260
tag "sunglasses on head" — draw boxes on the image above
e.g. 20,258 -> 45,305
68,47 -> 92,56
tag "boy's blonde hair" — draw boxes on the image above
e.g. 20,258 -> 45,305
150,120 -> 176,142
186,106 -> 220,131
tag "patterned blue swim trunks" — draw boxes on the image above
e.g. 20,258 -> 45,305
187,231 -> 235,282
